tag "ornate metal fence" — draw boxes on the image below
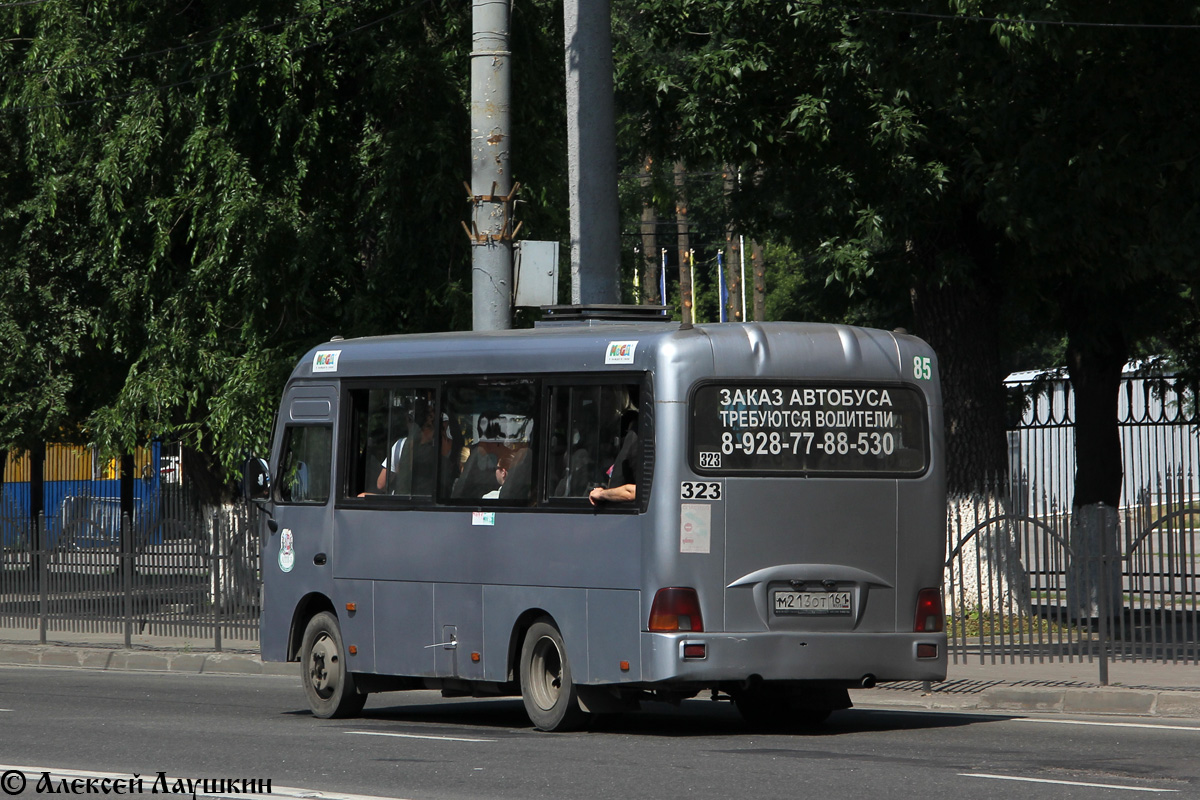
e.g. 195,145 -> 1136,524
947,371 -> 1200,675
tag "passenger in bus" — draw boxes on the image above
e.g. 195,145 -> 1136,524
589,408 -> 638,505
439,413 -> 464,491
481,453 -> 515,499
451,416 -> 503,498
498,446 -> 532,501
375,405 -> 438,495
555,448 -> 592,497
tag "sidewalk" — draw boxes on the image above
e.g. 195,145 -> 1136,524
3,629 -> 1199,720
0,629 -> 292,677
851,658 -> 1200,719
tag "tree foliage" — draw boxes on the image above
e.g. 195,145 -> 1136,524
6,0 -> 1200,505
613,0 -> 1200,496
0,0 -> 566,498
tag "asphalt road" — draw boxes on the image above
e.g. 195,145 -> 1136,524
1,665 -> 1198,799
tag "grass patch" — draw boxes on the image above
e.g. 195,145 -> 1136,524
948,611 -> 1087,638
1141,502 -> 1200,529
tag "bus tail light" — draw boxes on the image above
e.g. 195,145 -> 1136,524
914,588 -> 944,632
649,588 -> 704,632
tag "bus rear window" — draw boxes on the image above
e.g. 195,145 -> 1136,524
689,383 -> 929,477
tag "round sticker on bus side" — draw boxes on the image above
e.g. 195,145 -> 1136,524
278,529 -> 295,573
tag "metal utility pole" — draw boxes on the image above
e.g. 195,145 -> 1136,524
564,0 -> 620,304
467,0 -> 514,331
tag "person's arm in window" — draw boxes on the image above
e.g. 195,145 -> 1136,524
589,483 -> 635,504
590,416 -> 638,505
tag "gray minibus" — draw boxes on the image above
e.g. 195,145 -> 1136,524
245,308 -> 946,731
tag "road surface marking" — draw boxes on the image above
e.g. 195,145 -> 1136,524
1015,718 -> 1200,732
962,773 -> 1178,792
346,730 -> 496,743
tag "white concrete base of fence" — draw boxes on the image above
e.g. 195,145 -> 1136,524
1066,502 -> 1123,619
946,493 -> 1032,613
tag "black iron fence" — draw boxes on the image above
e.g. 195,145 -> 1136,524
948,371 -> 1200,679
946,473 -> 1200,674
0,501 -> 260,652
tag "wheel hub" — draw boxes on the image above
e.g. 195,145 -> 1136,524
529,636 -> 564,711
309,634 -> 339,697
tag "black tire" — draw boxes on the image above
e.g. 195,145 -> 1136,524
735,686 -> 846,730
519,619 -> 587,732
300,611 -> 367,719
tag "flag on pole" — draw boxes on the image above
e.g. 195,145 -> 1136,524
660,248 -> 667,307
717,252 -> 728,323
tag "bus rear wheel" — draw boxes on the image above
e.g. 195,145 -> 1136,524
519,619 -> 587,732
300,611 -> 367,719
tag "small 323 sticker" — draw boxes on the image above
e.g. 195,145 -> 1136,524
680,480 -> 721,500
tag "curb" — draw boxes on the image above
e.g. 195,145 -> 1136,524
851,684 -> 1200,720
0,643 -> 295,677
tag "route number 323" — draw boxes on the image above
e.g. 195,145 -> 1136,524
680,481 -> 722,500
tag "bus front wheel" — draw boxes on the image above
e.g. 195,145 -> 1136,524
519,619 -> 587,732
300,611 -> 367,719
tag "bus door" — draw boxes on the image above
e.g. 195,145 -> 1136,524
260,383 -> 338,662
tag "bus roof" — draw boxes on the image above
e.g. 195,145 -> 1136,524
290,321 -> 932,386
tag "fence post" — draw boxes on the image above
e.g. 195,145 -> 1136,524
212,512 -> 222,652
37,512 -> 47,645
122,512 -> 133,650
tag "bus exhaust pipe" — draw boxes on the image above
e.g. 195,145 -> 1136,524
860,674 -> 877,689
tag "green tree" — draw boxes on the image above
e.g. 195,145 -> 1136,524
0,0 -> 567,503
613,0 -> 1200,507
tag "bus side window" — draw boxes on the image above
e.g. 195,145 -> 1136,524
277,425 -> 332,504
348,387 -> 437,499
443,380 -> 537,504
547,385 -> 596,498
546,383 -> 639,502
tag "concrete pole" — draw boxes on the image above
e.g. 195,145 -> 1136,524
469,0 -> 513,331
564,0 -> 621,304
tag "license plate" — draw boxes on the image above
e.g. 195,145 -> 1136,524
773,590 -> 852,615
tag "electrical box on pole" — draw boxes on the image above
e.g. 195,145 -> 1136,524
514,241 -> 560,307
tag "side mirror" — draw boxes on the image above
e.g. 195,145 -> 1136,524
243,457 -> 272,504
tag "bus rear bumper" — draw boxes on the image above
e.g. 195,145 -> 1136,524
637,630 -> 947,686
